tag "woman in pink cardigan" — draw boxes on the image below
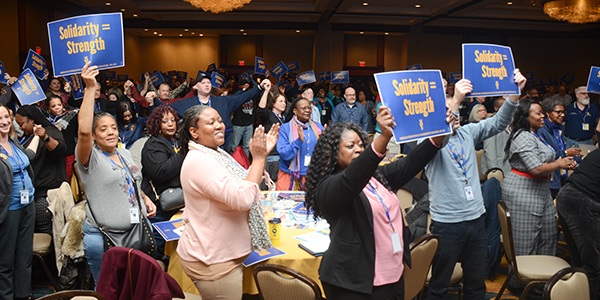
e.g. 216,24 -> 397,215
177,105 -> 278,300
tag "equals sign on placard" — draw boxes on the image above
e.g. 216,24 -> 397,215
102,24 -> 110,31
429,82 -> 437,89
502,55 -> 508,60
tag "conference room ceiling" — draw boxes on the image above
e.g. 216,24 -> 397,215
44,0 -> 600,37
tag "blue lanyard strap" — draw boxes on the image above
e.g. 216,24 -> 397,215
366,180 -> 396,232
98,148 -> 136,205
273,111 -> 284,124
532,132 -> 554,151
1,143 -> 26,185
575,103 -> 589,123
447,135 -> 469,184
19,135 -> 33,146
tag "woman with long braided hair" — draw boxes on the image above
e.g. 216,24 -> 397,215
305,106 -> 451,300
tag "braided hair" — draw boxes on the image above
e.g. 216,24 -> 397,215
305,122 -> 391,221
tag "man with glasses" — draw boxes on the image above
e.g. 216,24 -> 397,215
331,87 -> 369,131
563,86 -> 600,148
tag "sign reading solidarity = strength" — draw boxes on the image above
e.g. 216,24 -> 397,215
11,69 -> 46,105
374,70 -> 451,144
586,66 -> 600,94
462,43 -> 519,97
47,12 -> 124,77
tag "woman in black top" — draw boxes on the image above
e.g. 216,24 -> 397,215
256,91 -> 287,183
141,105 -> 183,259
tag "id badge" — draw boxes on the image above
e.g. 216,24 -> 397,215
304,155 -> 311,166
464,186 -> 475,201
321,110 -> 326,116
20,189 -> 29,204
583,123 -> 590,131
129,208 -> 140,224
391,232 -> 402,254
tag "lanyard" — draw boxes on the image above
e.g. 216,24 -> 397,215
344,104 -> 357,117
199,96 -> 212,107
164,136 -> 180,153
273,111 -> 284,124
447,135 -> 469,184
532,132 -> 554,151
575,102 -> 589,123
550,126 -> 566,153
98,147 -> 136,206
366,180 -> 396,232
1,143 -> 26,187
19,135 -> 33,147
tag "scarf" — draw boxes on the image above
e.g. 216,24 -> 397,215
288,116 -> 322,190
191,142 -> 272,250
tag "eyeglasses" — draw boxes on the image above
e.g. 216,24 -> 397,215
552,110 -> 565,115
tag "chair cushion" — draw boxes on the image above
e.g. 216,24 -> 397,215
33,233 -> 52,255
256,271 -> 317,300
515,256 -> 571,280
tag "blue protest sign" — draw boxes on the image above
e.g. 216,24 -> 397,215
270,61 -> 289,79
449,72 -> 462,84
317,72 -> 331,82
63,74 -> 84,100
406,64 -> 422,70
287,61 -> 301,72
23,49 -> 48,80
211,72 -> 226,88
176,71 -> 188,81
149,71 -> 164,87
167,70 -> 177,77
47,12 -> 124,77
586,66 -> 600,94
239,72 -> 252,84
296,70 -> 316,86
163,73 -> 173,85
0,61 -> 6,84
331,71 -> 349,84
374,70 -> 451,143
206,63 -> 217,74
11,69 -> 46,105
254,56 -> 267,75
462,43 -> 518,97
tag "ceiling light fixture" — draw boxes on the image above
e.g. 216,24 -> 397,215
199,33 -> 204,36
363,2 -> 368,5
185,28 -> 189,31
179,34 -> 183,36
159,34 -> 163,36
106,2 -> 111,6
415,4 -> 421,8
296,30 -> 300,33
385,32 -> 389,35
507,1 -> 513,4
360,31 -> 364,34
243,32 -> 247,35
542,0 -> 600,23
144,28 -> 148,31
120,8 -> 125,11
153,31 -> 157,34
133,14 -> 138,17
184,0 -> 252,14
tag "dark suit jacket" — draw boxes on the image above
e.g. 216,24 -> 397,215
315,139 -> 440,294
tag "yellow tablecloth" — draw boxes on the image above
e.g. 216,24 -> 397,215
165,213 -> 323,296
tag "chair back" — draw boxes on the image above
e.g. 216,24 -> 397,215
36,290 -> 105,300
403,234 -> 439,300
476,149 -> 486,181
497,201 -> 518,273
253,264 -> 322,300
543,267 -> 590,300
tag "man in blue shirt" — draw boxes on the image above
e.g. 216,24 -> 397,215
563,86 -> 600,148
331,87 -> 369,131
424,70 -> 526,300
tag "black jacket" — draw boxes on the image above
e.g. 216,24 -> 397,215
0,139 -> 35,224
315,140 -> 440,294
24,126 -> 67,198
140,135 -> 183,202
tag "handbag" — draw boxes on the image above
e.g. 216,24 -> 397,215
88,154 -> 156,256
150,181 -> 184,211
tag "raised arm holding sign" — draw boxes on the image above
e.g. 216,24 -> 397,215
462,43 -> 519,97
374,70 -> 451,143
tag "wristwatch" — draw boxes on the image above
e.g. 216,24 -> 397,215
44,135 -> 50,143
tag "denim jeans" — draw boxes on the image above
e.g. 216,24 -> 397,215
83,222 -> 105,285
556,184 -> 600,300
427,215 -> 487,300
230,125 -> 253,156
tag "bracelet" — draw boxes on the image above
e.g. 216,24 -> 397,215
452,111 -> 460,118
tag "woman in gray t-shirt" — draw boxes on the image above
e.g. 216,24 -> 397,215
75,62 -> 157,284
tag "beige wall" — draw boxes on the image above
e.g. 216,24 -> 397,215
0,0 -> 19,75
130,36 -> 219,79
224,35 -> 256,66
263,35 -> 313,72
383,35 -> 408,72
346,35 -> 378,67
